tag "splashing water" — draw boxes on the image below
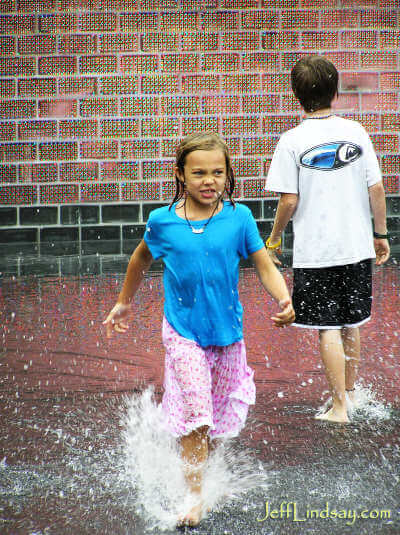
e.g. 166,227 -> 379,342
350,381 -> 392,420
119,387 -> 269,531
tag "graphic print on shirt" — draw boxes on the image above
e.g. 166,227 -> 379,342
300,142 -> 362,171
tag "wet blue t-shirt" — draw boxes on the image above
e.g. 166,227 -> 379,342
144,201 -> 264,347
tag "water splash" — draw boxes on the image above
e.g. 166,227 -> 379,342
120,387 -> 269,531
350,381 -> 392,421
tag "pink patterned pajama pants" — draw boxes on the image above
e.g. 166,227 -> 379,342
161,317 -> 256,439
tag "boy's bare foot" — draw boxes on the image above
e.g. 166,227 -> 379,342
315,407 -> 349,423
321,393 -> 357,413
177,500 -> 204,527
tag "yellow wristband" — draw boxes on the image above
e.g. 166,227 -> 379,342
265,236 -> 282,250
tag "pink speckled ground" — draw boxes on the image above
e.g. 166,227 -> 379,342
0,265 -> 399,466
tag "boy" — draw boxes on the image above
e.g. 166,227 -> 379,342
265,55 -> 390,423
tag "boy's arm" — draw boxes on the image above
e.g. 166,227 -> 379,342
267,193 -> 298,265
368,181 -> 390,265
103,239 -> 154,337
250,247 -> 295,327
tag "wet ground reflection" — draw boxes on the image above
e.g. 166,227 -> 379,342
0,264 -> 399,534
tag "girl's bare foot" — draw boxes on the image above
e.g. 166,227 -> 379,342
315,406 -> 349,423
179,426 -> 209,527
177,500 -> 204,527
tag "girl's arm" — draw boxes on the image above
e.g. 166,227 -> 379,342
103,239 -> 154,338
250,247 -> 295,327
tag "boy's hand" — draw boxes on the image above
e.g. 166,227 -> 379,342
271,298 -> 295,327
103,303 -> 131,338
374,238 -> 390,265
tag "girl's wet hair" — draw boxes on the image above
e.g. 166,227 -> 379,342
169,132 -> 236,208
291,55 -> 338,113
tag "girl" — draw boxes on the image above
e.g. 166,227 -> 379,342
103,132 -> 295,527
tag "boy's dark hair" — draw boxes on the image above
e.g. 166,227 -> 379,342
291,55 -> 338,113
170,132 -> 235,208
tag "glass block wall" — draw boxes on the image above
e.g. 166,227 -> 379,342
0,0 -> 399,272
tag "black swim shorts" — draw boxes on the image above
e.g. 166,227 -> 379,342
292,259 -> 372,329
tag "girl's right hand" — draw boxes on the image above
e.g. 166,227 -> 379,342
103,302 -> 131,338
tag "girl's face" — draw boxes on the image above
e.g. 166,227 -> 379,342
176,148 -> 227,208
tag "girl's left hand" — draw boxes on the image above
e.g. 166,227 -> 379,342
266,247 -> 282,266
271,298 -> 295,327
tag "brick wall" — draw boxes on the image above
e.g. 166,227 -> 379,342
0,0 -> 399,272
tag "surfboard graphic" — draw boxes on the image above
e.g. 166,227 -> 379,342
300,142 -> 362,170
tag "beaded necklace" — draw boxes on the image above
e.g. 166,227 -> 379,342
183,199 -> 221,234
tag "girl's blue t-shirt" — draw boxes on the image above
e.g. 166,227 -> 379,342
144,201 -> 264,347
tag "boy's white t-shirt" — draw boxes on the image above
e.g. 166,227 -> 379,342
266,115 -> 381,268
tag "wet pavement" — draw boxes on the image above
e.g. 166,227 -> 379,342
0,261 -> 399,534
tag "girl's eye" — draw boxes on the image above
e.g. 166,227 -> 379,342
191,170 -> 224,176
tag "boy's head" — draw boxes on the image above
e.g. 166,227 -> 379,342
291,55 -> 338,113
